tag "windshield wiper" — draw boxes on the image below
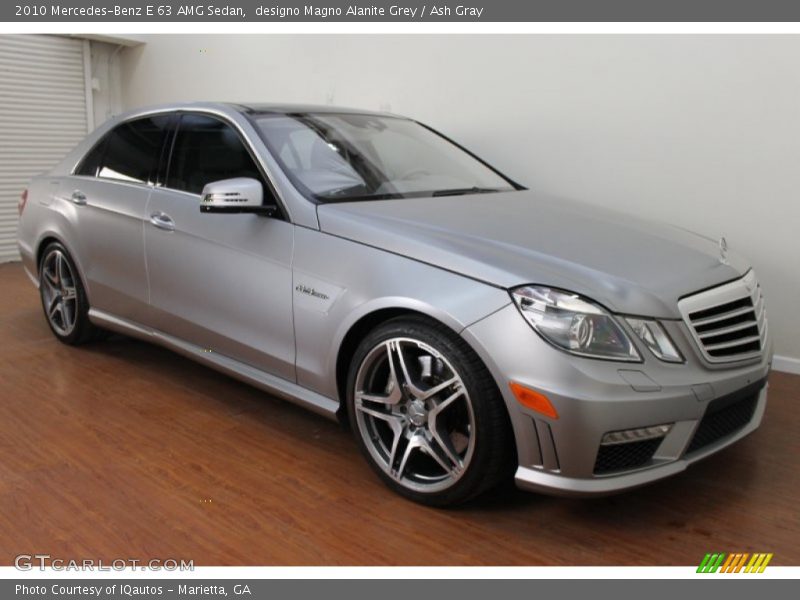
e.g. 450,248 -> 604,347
431,187 -> 504,197
316,192 -> 405,202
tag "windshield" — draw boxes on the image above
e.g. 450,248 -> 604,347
253,113 -> 517,202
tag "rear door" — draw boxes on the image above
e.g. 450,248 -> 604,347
144,113 -> 296,381
64,115 -> 172,323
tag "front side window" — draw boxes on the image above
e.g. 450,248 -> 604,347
78,116 -> 171,184
254,113 -> 516,202
167,114 -> 263,195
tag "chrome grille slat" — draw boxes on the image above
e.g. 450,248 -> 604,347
698,320 -> 758,339
678,271 -> 767,364
704,335 -> 761,351
690,305 -> 754,328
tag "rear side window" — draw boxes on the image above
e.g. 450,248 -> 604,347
77,116 -> 171,184
75,138 -> 106,177
166,114 -> 263,195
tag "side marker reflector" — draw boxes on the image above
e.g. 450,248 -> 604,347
509,382 -> 558,419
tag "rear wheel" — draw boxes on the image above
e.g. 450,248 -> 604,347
39,242 -> 104,345
346,316 -> 515,506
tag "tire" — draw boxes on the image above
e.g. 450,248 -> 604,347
346,316 -> 515,507
38,242 -> 105,345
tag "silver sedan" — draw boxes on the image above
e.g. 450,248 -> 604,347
17,103 -> 772,505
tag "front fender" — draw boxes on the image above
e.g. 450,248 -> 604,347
291,227 -> 510,402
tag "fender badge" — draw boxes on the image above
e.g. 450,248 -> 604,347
295,284 -> 329,301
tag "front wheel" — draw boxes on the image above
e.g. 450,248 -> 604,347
346,316 -> 515,506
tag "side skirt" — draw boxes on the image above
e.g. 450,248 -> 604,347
88,308 -> 340,421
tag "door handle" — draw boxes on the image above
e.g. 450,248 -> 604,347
70,190 -> 87,206
149,211 -> 175,232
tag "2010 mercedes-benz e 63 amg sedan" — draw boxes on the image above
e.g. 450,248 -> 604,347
17,102 -> 772,506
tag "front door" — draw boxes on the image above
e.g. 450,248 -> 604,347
144,113 -> 295,381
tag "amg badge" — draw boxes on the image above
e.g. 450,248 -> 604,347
295,284 -> 329,300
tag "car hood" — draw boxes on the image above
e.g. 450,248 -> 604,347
316,190 -> 748,318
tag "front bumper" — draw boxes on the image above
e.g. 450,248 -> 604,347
462,303 -> 772,496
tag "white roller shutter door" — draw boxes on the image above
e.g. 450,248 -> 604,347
0,34 -> 90,262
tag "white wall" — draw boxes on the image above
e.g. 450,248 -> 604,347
88,40 -> 125,128
119,35 -> 800,365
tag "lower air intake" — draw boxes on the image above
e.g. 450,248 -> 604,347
594,438 -> 661,475
686,380 -> 764,454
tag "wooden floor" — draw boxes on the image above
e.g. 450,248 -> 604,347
0,262 -> 797,566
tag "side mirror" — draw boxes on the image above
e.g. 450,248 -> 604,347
200,177 -> 276,216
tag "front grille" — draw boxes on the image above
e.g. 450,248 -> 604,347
685,378 -> 765,455
679,271 -> 767,363
594,438 -> 662,474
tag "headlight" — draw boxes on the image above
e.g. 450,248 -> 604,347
510,286 -> 641,362
624,318 -> 684,363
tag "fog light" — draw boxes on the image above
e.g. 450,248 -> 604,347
601,424 -> 672,446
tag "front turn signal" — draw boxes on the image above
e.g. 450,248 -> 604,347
509,382 -> 558,419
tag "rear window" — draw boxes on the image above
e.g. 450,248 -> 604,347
75,137 -> 106,177
76,116 -> 171,185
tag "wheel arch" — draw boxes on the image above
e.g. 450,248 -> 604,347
36,234 -> 64,273
35,233 -> 92,303
333,304 -> 508,429
335,307 -> 434,422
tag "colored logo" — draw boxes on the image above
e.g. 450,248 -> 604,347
697,552 -> 773,573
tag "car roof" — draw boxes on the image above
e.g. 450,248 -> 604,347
234,102 -> 402,117
118,101 -> 405,122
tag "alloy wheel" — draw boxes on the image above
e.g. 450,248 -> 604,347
40,249 -> 78,337
353,337 -> 476,493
